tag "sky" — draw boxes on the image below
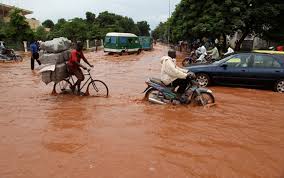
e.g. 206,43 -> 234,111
0,0 -> 181,29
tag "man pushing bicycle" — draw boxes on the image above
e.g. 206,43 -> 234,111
67,41 -> 94,94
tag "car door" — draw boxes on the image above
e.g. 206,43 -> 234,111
213,53 -> 252,85
246,54 -> 284,87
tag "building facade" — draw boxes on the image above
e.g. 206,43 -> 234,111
0,3 -> 40,30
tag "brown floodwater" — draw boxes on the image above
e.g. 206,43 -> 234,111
0,45 -> 284,178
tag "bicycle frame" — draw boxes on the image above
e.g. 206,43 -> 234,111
68,70 -> 94,92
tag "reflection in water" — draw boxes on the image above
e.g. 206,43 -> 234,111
43,96 -> 90,154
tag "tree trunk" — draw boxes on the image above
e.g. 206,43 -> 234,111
222,33 -> 227,54
235,31 -> 249,51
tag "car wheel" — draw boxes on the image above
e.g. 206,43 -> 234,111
196,73 -> 210,87
275,80 -> 284,93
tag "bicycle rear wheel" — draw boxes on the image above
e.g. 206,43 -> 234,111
85,80 -> 109,97
53,79 -> 72,94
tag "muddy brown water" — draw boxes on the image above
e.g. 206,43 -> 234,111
0,45 -> 284,178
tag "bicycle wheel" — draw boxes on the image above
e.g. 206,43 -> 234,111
53,79 -> 72,94
86,80 -> 109,97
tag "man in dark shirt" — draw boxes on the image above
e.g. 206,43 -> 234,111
30,40 -> 41,70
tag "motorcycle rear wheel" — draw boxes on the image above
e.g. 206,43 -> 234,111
145,88 -> 167,104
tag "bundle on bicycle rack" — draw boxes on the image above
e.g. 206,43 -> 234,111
39,37 -> 72,85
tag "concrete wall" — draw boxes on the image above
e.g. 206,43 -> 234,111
26,18 -> 40,30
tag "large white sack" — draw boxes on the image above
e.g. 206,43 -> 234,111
38,50 -> 71,65
40,37 -> 72,53
39,64 -> 56,73
41,71 -> 52,84
51,63 -> 69,82
63,50 -> 71,61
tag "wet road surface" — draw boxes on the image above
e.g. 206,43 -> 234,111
0,45 -> 284,178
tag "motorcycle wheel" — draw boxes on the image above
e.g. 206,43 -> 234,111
192,92 -> 215,106
145,88 -> 167,104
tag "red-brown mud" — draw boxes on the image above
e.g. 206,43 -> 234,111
0,45 -> 284,178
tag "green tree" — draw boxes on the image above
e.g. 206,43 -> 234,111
168,0 -> 283,50
34,26 -> 49,41
86,12 -> 96,24
7,8 -> 34,41
42,19 -> 54,29
0,19 -> 7,40
152,22 -> 168,42
137,21 -> 150,36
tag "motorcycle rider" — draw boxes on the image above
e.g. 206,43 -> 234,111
160,49 -> 195,98
0,42 -> 7,55
196,43 -> 207,63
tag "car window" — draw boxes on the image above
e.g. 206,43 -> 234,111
224,54 -> 251,67
253,54 -> 279,68
272,60 -> 281,68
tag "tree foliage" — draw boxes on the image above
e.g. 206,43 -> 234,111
1,10 -> 151,45
151,22 -> 168,42
153,0 -> 284,50
137,21 -> 150,36
7,9 -> 34,41
42,19 -> 54,29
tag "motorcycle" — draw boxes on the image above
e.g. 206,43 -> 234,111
0,49 -> 23,62
143,77 -> 215,106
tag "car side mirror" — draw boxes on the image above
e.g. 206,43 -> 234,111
220,64 -> 228,68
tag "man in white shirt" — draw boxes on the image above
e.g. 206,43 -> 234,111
196,43 -> 207,62
160,50 -> 195,95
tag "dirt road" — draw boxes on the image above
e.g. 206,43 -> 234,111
0,45 -> 284,178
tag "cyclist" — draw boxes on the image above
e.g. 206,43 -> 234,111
67,41 -> 94,93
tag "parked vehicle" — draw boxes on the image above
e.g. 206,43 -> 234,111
104,32 -> 141,54
186,51 -> 284,92
143,77 -> 215,106
0,43 -> 23,62
139,36 -> 153,50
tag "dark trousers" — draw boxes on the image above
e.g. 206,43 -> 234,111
170,77 -> 191,94
31,52 -> 41,70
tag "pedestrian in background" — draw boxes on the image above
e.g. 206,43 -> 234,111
30,40 -> 41,70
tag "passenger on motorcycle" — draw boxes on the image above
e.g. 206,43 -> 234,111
207,44 -> 220,61
160,49 -> 195,97
67,41 -> 94,93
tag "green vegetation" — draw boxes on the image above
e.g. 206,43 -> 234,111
153,0 -> 284,50
0,9 -> 151,43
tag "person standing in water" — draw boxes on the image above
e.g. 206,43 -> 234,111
30,40 -> 41,70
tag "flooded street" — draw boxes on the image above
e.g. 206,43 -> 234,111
1,45 -> 284,178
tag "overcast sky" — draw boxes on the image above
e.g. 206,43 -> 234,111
1,0 -> 181,29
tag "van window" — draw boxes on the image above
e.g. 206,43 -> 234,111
105,37 -> 110,43
120,37 -> 127,44
110,37 -> 116,44
128,38 -> 133,44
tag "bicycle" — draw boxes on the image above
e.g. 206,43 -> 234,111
53,68 -> 109,97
